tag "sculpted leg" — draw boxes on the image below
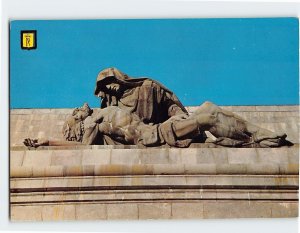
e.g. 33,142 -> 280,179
191,101 -> 286,144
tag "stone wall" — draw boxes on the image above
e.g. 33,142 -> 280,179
10,105 -> 299,146
10,106 -> 299,220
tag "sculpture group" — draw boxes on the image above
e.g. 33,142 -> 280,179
24,67 -> 292,148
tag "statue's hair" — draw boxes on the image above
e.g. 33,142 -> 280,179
62,103 -> 92,142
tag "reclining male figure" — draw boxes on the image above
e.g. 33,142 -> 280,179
24,102 -> 290,148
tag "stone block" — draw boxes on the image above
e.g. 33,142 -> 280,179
81,177 -> 94,187
82,165 -> 95,176
32,167 -> 45,177
172,202 -> 204,219
216,164 -> 247,174
76,203 -> 107,220
278,105 -> 299,111
131,164 -> 154,175
23,150 -> 52,167
195,149 -> 215,163
227,148 -> 258,164
257,148 -> 289,164
64,165 -> 83,176
201,189 -> 217,199
185,176 -> 218,186
94,164 -> 132,176
11,205 -> 43,221
45,178 -> 68,188
167,176 -> 187,185
42,205 -> 76,221
168,148 -> 182,164
203,201 -> 272,218
111,149 -> 141,164
271,202 -> 298,218
211,148 -> 229,164
88,192 -> 116,202
93,177 -> 111,187
279,164 -> 299,175
216,190 -> 249,200
51,150 -> 82,166
184,164 -> 216,174
67,177 -> 83,188
10,151 -> 25,167
12,178 -> 44,189
44,166 -> 64,177
10,166 -> 32,178
107,203 -> 138,220
248,190 -> 297,200
255,106 -> 279,111
82,149 -> 111,165
180,148 -> 198,164
139,148 -> 169,164
109,176 -> 132,186
231,176 -> 272,187
138,203 -> 171,219
153,164 -> 184,175
288,148 -> 299,164
246,164 -> 279,175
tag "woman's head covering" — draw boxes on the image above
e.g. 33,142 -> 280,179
94,67 -> 147,96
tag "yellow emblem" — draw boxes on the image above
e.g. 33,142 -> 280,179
21,30 -> 37,50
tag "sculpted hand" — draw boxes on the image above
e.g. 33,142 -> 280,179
23,138 -> 49,148
168,114 -> 189,121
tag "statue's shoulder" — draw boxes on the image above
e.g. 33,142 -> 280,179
139,78 -> 154,86
139,78 -> 170,91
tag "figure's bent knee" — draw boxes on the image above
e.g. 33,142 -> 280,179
203,101 -> 214,106
200,101 -> 219,114
202,101 -> 218,109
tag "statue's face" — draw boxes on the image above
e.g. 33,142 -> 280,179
105,82 -> 121,94
97,77 -> 124,97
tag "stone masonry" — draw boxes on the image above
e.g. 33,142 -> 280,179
10,106 -> 299,220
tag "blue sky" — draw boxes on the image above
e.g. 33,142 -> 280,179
10,18 -> 299,108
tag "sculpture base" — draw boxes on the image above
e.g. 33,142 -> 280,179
10,146 -> 298,220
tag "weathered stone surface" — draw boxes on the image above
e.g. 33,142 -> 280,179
138,203 -> 171,219
257,148 -> 290,164
51,150 -> 82,166
111,149 -> 141,164
76,204 -> 107,220
203,201 -> 273,218
227,148 -> 259,164
9,103 -> 299,221
184,164 -> 217,174
271,202 -> 298,218
22,150 -> 52,167
42,205 -> 76,221
107,203 -> 138,220
10,151 -> 25,167
11,206 -> 43,221
11,178 -> 44,189
172,202 -> 204,219
81,149 -> 111,165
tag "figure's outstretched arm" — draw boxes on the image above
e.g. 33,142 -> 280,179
23,138 -> 82,148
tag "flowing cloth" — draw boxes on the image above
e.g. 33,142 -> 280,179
94,67 -> 192,146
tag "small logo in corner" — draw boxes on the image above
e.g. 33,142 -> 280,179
21,30 -> 37,50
